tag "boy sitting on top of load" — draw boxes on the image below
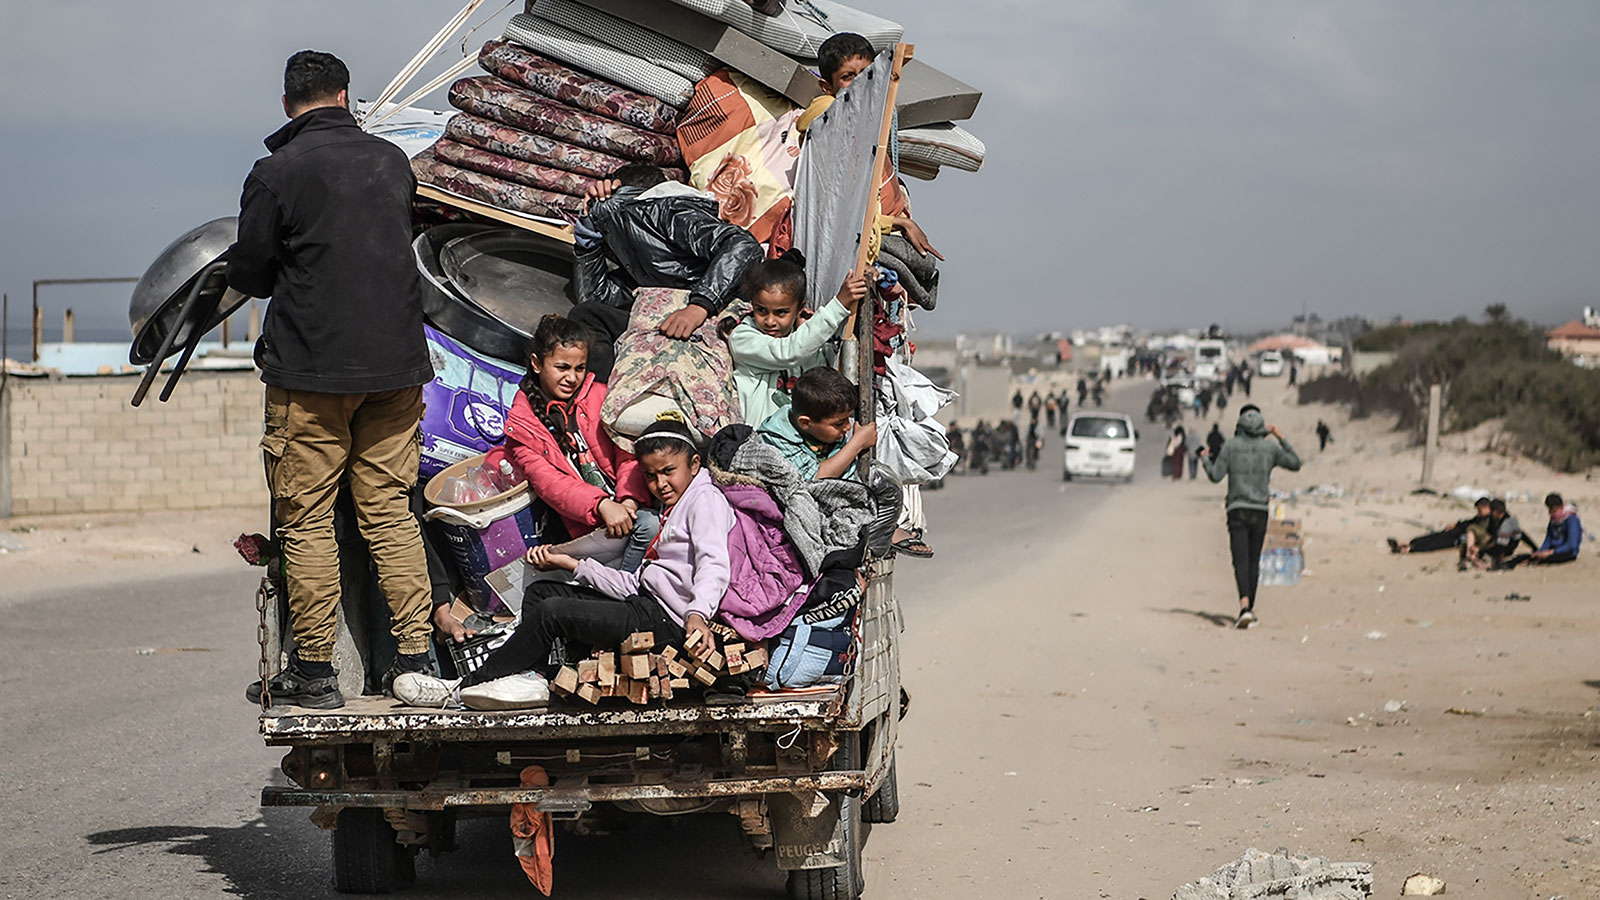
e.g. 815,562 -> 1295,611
799,33 -> 942,263
567,164 -> 764,382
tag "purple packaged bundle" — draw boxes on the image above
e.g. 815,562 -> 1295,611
427,495 -> 550,616
421,325 -> 527,479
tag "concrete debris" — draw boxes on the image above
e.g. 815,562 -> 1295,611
1383,699 -> 1406,713
1401,872 -> 1446,895
1172,848 -> 1372,900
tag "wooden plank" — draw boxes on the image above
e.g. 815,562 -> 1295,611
576,683 -> 602,705
691,666 -> 718,687
577,659 -> 600,684
597,653 -> 616,687
745,646 -> 768,670
416,184 -> 575,244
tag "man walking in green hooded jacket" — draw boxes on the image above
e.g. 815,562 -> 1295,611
1199,404 -> 1302,628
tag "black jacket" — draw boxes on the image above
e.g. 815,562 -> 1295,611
575,185 -> 762,314
228,106 -> 433,394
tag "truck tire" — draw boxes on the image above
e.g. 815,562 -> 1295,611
1062,467 -> 1072,482
332,808 -> 415,894
863,754 -> 900,824
785,795 -> 862,900
786,731 -> 865,899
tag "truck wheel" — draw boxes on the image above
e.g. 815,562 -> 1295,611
863,754 -> 900,824
332,808 -> 415,894
785,794 -> 862,900
1062,468 -> 1072,482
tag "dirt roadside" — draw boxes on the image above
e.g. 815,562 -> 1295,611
873,384 -> 1597,899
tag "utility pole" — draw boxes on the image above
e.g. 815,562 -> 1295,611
1420,384 -> 1441,485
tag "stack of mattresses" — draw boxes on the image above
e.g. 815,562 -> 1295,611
574,0 -> 986,178
414,0 -> 986,221
412,9 -> 711,220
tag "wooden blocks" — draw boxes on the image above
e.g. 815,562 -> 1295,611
622,653 -> 652,680
557,632 -> 773,706
553,666 -> 580,696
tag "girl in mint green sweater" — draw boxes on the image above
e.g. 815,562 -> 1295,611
724,250 -> 867,427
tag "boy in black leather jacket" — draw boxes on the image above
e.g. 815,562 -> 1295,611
568,164 -> 762,381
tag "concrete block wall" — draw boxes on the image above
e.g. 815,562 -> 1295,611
1,371 -> 265,517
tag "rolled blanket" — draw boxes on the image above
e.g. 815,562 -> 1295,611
877,232 -> 940,310
448,113 -> 667,181
450,76 -> 684,167
433,138 -> 599,197
480,40 -> 681,136
412,149 -> 585,217
504,12 -> 695,108
600,287 -> 741,449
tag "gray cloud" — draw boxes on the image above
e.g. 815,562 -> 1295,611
3,1 -> 1597,350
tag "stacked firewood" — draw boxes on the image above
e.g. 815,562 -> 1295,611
550,631 -> 768,705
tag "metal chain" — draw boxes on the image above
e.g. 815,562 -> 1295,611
255,576 -> 275,710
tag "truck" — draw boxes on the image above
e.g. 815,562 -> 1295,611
1193,339 -> 1227,383
255,557 -> 903,898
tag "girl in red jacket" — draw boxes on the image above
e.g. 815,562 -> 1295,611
489,315 -> 658,571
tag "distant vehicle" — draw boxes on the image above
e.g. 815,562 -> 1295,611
1194,339 -> 1227,383
1257,350 -> 1285,377
1063,412 -> 1137,482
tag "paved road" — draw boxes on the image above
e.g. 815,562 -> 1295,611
0,382 -> 1165,899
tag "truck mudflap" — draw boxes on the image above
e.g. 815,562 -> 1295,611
260,770 -> 866,812
769,788 -> 850,871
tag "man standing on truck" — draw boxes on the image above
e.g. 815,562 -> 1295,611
228,51 -> 437,709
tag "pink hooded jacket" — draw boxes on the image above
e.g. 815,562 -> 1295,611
487,373 -> 649,539
574,468 -> 735,627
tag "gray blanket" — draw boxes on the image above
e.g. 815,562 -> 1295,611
726,439 -> 873,576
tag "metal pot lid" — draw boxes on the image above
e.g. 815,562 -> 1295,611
128,217 -> 247,365
438,229 -> 574,335
414,225 -> 534,364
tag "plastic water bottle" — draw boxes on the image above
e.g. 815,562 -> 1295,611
1286,550 -> 1303,585
497,459 -> 525,490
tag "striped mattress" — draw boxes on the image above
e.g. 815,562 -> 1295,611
897,122 -> 985,173
504,12 -> 694,107
528,0 -> 719,83
662,0 -> 902,59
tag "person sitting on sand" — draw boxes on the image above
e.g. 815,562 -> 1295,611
1460,499 -> 1528,570
1500,493 -> 1584,569
1389,497 -> 1491,555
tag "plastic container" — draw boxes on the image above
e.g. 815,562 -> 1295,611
424,453 -> 528,515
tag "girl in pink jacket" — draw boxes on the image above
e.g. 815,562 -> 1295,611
486,315 -> 658,571
395,416 -> 736,710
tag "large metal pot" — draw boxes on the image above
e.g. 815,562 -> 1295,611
128,217 -> 247,365
414,224 -> 576,364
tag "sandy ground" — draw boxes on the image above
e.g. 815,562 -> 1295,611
1,376 -> 1595,898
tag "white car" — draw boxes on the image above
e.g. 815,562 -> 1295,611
1063,412 -> 1137,482
1257,350 -> 1285,377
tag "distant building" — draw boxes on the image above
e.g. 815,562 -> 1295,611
1545,319 -> 1600,368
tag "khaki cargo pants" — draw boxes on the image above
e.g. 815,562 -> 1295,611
261,386 -> 433,664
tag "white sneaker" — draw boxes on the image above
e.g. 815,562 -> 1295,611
393,672 -> 461,708
461,672 -> 550,710
1235,609 -> 1257,629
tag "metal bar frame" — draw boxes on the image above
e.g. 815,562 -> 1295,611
261,770 -> 866,810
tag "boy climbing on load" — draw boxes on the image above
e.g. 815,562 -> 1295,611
756,367 -> 877,481
725,249 -> 869,427
802,33 -> 942,263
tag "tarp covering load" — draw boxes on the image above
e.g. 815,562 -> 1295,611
791,51 -> 894,312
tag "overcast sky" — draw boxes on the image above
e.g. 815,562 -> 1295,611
3,1 -> 1598,350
